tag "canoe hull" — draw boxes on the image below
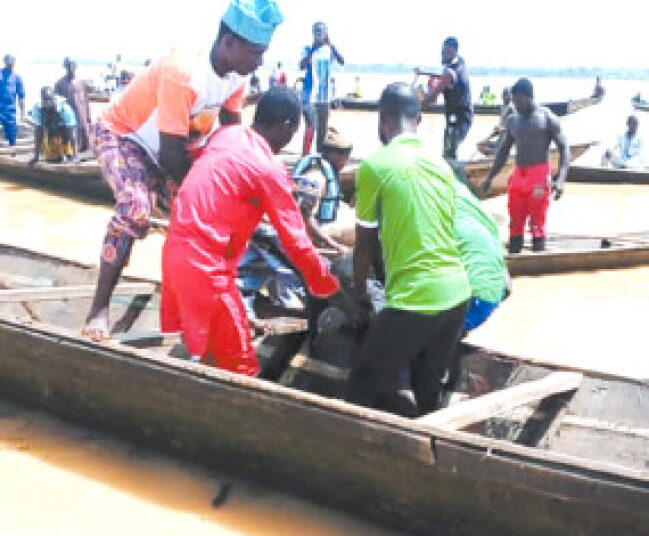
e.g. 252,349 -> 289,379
0,154 -> 112,202
336,97 -> 601,118
464,142 -> 593,198
0,319 -> 647,536
507,242 -> 649,275
0,243 -> 648,535
568,165 -> 649,185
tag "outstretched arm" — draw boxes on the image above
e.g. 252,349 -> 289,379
481,130 -> 514,193
330,44 -> 344,66
261,165 -> 339,298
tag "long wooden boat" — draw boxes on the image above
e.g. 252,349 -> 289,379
0,152 -> 113,202
0,151 -> 358,205
632,102 -> 649,112
0,242 -> 647,535
335,96 -> 601,118
506,233 -> 649,275
568,164 -> 649,184
463,142 -> 594,198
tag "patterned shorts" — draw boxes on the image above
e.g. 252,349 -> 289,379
91,122 -> 163,265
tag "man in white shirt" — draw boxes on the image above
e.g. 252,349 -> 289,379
299,21 -> 344,155
602,115 -> 645,169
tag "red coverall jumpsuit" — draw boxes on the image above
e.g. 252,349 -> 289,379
507,161 -> 551,239
161,125 -> 339,376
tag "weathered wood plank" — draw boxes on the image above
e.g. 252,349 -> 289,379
418,372 -> 584,430
562,415 -> 649,441
0,282 -> 156,302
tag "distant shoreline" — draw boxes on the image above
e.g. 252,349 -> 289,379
22,59 -> 649,80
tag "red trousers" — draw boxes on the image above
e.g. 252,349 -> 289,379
508,162 -> 550,238
161,240 -> 259,377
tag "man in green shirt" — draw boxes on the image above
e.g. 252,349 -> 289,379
454,179 -> 509,332
349,82 -> 470,417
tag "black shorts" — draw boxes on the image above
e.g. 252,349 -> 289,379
346,300 -> 469,417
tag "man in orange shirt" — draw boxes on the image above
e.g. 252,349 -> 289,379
83,0 -> 283,341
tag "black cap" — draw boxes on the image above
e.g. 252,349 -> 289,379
512,77 -> 534,99
443,36 -> 459,50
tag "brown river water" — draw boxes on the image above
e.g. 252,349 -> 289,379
1,103 -> 649,533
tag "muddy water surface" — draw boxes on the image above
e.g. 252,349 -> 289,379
0,398 -> 397,536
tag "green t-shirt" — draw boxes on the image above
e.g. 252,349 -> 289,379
356,134 -> 470,314
454,181 -> 508,303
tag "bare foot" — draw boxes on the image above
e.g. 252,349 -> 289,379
82,307 -> 111,342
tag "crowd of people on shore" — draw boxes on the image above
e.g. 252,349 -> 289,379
0,0 -> 644,416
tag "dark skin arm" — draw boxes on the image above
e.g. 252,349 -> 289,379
219,107 -> 241,127
481,130 -> 515,194
29,127 -> 43,166
415,69 -> 453,105
353,224 -> 379,305
550,126 -> 569,200
330,43 -> 344,66
67,127 -> 78,162
159,133 -> 191,185
303,212 -> 347,256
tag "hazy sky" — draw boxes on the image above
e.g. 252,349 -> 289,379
5,0 -> 646,69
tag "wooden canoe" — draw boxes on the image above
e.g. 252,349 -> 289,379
506,233 -> 649,275
0,151 -> 358,204
0,242 -> 647,535
334,96 -> 601,117
0,152 -> 113,202
463,142 -> 594,198
568,165 -> 649,185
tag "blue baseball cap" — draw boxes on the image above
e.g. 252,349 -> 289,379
222,0 -> 284,46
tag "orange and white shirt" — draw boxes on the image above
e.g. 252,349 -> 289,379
101,49 -> 246,164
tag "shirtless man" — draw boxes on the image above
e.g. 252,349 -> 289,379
481,78 -> 568,253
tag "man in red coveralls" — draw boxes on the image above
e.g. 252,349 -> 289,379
161,87 -> 343,376
481,78 -> 569,253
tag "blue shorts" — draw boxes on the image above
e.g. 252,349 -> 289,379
464,296 -> 502,331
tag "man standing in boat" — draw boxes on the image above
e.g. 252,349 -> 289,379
55,58 -> 92,152
161,87 -> 344,375
83,0 -> 284,341
299,21 -> 344,155
0,55 -> 25,152
349,83 -> 470,417
419,37 -> 472,164
481,78 -> 569,253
